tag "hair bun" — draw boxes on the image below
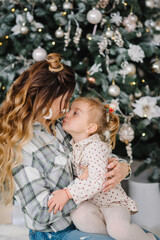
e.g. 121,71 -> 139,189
46,53 -> 64,72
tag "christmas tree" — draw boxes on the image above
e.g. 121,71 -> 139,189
0,0 -> 160,181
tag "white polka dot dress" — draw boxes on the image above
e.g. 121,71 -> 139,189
68,134 -> 138,214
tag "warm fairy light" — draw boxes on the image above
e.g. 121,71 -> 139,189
11,8 -> 15,13
2,86 -> 5,90
124,2 -> 127,6
52,41 -> 56,45
38,28 -> 42,32
144,114 -> 147,118
24,8 -> 28,11
5,35 -> 9,39
142,133 -> 146,137
131,81 -> 136,85
0,42 -> 2,46
146,28 -> 150,32
62,11 -> 67,16
142,79 -> 145,83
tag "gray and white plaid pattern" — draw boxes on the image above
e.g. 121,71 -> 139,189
12,121 -> 77,232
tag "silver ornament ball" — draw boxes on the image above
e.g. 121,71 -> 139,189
126,63 -> 136,76
119,123 -> 134,144
20,25 -> 29,34
105,28 -> 114,38
152,60 -> 160,74
49,2 -> 57,12
63,1 -> 73,10
32,47 -> 47,61
87,8 -> 102,24
108,84 -> 120,97
145,0 -> 155,8
130,14 -> 138,23
55,27 -> 64,38
155,20 -> 160,31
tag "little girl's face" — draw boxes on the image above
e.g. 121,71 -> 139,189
62,100 -> 90,137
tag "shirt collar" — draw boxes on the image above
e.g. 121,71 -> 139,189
70,134 -> 101,148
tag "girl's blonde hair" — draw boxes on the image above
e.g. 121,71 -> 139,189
0,53 -> 75,204
73,97 -> 119,148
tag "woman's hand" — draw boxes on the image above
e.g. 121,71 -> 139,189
102,158 -> 129,192
48,189 -> 69,214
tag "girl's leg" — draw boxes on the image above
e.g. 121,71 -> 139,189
70,201 -> 107,235
101,206 -> 156,240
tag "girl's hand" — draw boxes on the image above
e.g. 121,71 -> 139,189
79,165 -> 88,180
102,158 -> 129,192
48,189 -> 69,214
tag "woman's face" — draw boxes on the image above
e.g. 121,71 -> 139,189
50,92 -> 70,121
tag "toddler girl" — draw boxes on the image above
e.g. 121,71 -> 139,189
48,97 -> 155,240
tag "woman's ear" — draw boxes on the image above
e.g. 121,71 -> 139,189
86,123 -> 97,135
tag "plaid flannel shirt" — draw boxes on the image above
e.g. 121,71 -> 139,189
12,121 -> 77,232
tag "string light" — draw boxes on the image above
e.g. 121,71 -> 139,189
131,81 -> 136,85
11,8 -> 15,13
62,11 -> 67,16
144,114 -> 147,117
52,41 -> 56,45
24,8 -> 28,11
142,79 -> 145,83
0,42 -> 2,46
146,28 -> 150,32
5,35 -> 9,39
142,133 -> 146,137
2,86 -> 5,90
38,28 -> 42,32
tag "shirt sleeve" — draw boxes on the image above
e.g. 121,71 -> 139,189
13,153 -> 77,226
67,142 -> 110,205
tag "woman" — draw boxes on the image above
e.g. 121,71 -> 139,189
0,53 -> 155,240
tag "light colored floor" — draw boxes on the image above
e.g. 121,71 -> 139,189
0,224 -> 160,240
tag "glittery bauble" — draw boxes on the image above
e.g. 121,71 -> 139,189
49,2 -> 57,12
55,27 -> 64,38
105,28 -> 114,38
32,47 -> 47,61
145,0 -> 155,8
20,25 -> 29,34
119,123 -> 134,144
87,8 -> 102,24
63,0 -> 73,10
108,84 -> 120,97
126,63 -> 136,76
152,60 -> 160,73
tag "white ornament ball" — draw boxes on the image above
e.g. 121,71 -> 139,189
55,27 -> 64,38
134,89 -> 142,98
145,0 -> 155,8
87,8 -> 102,24
32,47 -> 47,61
20,25 -> 29,34
49,2 -> 57,12
152,60 -> 160,74
119,123 -> 134,144
108,84 -> 120,97
126,63 -> 136,76
63,1 -> 73,10
105,28 -> 114,38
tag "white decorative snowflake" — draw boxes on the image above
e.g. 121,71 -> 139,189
132,96 -> 160,120
88,63 -> 102,75
128,44 -> 145,63
110,12 -> 123,26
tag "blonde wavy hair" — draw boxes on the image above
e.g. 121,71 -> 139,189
0,53 -> 75,204
73,97 -> 119,149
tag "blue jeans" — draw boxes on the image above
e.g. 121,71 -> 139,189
29,224 -> 160,240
